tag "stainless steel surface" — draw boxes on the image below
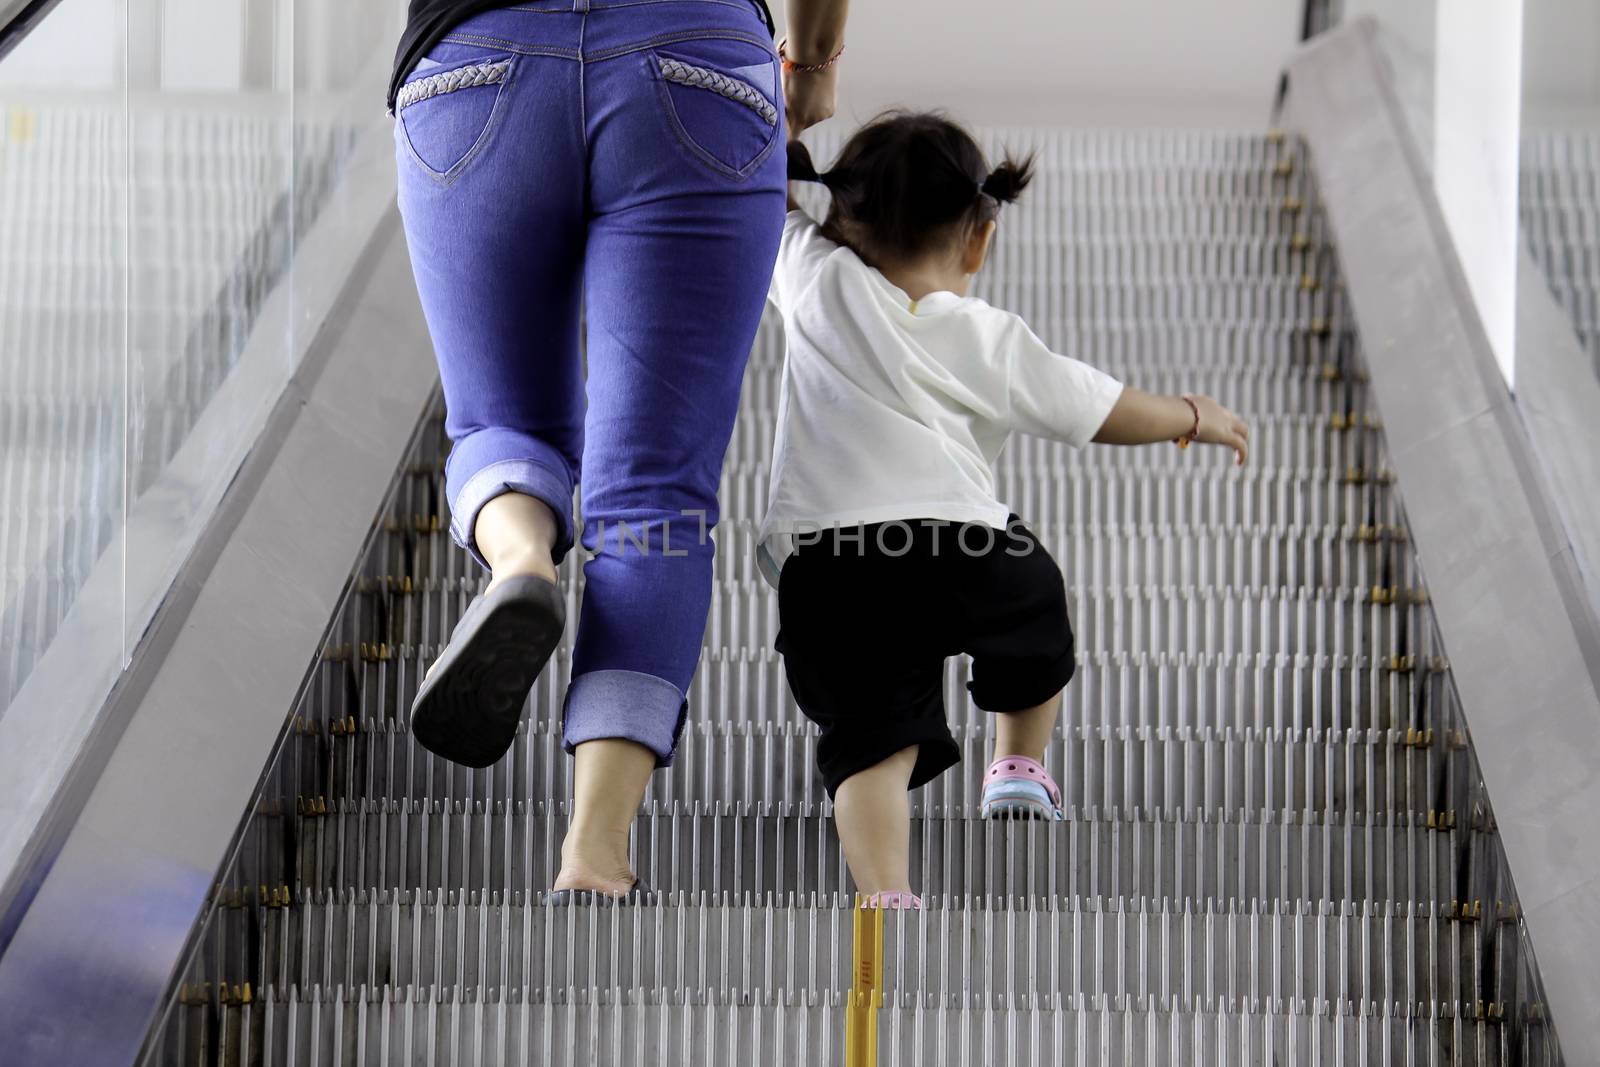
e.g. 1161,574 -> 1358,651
120,125 -> 1565,1063
1516,243 -> 1600,624
1284,18 -> 1600,1059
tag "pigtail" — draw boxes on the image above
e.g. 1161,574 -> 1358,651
788,140 -> 830,185
794,111 -> 1025,260
979,152 -> 1036,204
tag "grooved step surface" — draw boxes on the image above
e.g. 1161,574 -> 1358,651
285,718 -> 1473,817
162,986 -> 1539,1067
252,894 -> 1506,1012
256,800 -> 1496,906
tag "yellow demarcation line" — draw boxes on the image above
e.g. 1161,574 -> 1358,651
846,899 -> 885,1067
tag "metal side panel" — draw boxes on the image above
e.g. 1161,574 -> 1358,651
0,214 -> 439,1066
1516,245 -> 1600,625
1283,19 -> 1600,1059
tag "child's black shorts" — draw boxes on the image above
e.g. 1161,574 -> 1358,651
774,515 -> 1075,798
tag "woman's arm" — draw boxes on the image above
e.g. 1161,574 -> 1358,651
781,0 -> 848,135
1093,388 -> 1250,465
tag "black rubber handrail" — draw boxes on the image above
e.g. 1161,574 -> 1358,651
0,0 -> 69,65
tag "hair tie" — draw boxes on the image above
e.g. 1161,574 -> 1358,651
786,140 -> 834,186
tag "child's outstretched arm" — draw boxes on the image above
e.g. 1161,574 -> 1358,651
1093,388 -> 1250,465
998,316 -> 1249,465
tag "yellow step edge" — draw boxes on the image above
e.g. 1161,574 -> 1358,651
846,899 -> 885,1067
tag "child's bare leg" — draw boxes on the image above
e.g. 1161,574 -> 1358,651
991,689 -> 1063,764
833,745 -> 920,896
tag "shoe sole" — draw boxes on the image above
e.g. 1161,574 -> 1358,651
981,797 -> 1063,820
981,780 -> 1064,821
410,575 -> 565,768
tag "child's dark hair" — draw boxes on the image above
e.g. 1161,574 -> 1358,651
788,111 -> 1034,265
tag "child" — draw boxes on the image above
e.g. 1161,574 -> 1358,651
761,113 -> 1249,910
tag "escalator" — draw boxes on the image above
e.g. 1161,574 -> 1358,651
1523,131 -> 1600,380
136,129 -> 1560,1065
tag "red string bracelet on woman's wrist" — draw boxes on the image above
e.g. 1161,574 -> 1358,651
1175,394 -> 1201,450
778,39 -> 845,74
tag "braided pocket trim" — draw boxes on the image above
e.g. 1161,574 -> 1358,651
397,60 -> 512,112
658,58 -> 777,127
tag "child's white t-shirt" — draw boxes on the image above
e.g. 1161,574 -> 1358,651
757,210 -> 1124,586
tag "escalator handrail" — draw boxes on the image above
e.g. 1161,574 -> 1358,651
0,0 -> 69,64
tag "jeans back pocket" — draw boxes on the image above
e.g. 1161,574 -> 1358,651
651,41 -> 780,180
397,54 -> 516,183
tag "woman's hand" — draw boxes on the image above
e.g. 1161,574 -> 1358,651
780,0 -> 847,135
784,64 -> 838,136
1189,394 -> 1250,466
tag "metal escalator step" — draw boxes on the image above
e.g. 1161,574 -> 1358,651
153,984 -> 1545,1067
695,584 -> 1431,659
717,467 -> 1398,528
243,893 -> 1516,1013
743,321 -> 1344,370
699,520 -> 1413,588
287,646 -> 1446,747
295,719 -> 1469,822
733,365 -> 1357,418
306,580 -> 1448,720
258,800 -> 1500,907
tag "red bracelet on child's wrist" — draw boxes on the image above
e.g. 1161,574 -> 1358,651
1175,394 -> 1201,450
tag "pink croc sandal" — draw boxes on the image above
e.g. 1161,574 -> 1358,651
980,756 -> 1064,820
860,891 -> 923,910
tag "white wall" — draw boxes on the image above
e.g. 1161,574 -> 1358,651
1434,0 -> 1523,385
773,0 -> 1301,128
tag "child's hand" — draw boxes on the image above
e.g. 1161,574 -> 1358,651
1188,394 -> 1250,465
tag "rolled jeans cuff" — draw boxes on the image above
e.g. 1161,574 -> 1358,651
562,669 -> 689,767
448,457 -> 576,571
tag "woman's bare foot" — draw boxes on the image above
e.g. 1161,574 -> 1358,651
551,855 -> 636,896
552,738 -> 656,895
